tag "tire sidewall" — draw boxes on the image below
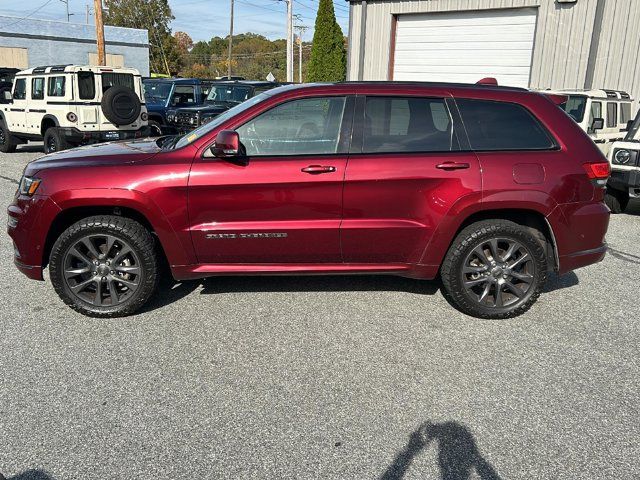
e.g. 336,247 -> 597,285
0,121 -> 15,153
442,222 -> 547,319
49,218 -> 157,317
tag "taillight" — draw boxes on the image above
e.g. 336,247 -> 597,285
583,162 -> 610,187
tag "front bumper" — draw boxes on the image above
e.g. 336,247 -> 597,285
608,168 -> 640,197
59,126 -> 151,143
7,194 -> 62,281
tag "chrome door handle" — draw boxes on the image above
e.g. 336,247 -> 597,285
301,165 -> 336,174
436,162 -> 470,170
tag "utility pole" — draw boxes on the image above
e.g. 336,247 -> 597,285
60,0 -> 72,21
94,0 -> 106,65
286,0 -> 293,82
294,25 -> 307,83
228,0 -> 234,79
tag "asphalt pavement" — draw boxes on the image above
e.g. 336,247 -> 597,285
1,145 -> 638,479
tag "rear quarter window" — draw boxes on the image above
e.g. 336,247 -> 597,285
456,99 -> 556,151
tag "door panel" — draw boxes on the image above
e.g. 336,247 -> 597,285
188,95 -> 353,265
188,155 -> 346,264
342,95 -> 481,264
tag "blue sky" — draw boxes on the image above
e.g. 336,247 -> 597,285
0,0 -> 350,42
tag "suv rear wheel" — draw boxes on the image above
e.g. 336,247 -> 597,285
0,122 -> 17,153
441,220 -> 547,319
49,215 -> 159,317
43,127 -> 71,154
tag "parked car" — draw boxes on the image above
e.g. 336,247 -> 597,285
0,65 -> 148,154
166,80 -> 286,133
543,88 -> 634,155
143,77 -> 216,135
604,108 -> 640,213
8,81 -> 610,319
0,67 -> 19,104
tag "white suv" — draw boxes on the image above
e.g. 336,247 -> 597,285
605,110 -> 640,213
542,88 -> 634,156
0,65 -> 149,153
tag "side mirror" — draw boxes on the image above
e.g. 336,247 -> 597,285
2,90 -> 12,101
210,130 -> 241,158
591,118 -> 604,131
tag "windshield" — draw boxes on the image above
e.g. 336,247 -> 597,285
559,95 -> 588,123
144,81 -> 172,103
206,85 -> 252,103
173,92 -> 271,149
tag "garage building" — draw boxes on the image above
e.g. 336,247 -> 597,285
346,0 -> 640,101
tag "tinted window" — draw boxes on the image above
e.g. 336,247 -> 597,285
13,78 -> 26,100
457,99 -> 555,151
607,102 -> 617,128
47,76 -> 65,97
620,103 -> 631,124
31,77 -> 44,100
207,85 -> 252,103
363,97 -> 456,153
102,72 -> 134,92
236,97 -> 346,156
78,72 -> 95,99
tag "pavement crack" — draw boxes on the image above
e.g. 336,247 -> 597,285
0,175 -> 19,185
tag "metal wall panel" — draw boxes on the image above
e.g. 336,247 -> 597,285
347,0 -> 640,102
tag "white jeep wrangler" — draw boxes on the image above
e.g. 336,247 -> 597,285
605,109 -> 640,213
543,88 -> 634,156
0,65 -> 149,154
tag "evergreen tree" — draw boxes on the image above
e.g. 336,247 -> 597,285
307,0 -> 346,82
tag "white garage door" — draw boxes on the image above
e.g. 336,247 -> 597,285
392,8 -> 537,88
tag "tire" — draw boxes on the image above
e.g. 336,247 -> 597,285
148,119 -> 163,136
441,219 -> 548,319
0,121 -> 17,153
43,127 -> 70,154
604,188 -> 629,214
49,215 -> 158,318
101,85 -> 141,126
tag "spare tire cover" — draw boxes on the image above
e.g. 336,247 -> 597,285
101,85 -> 141,125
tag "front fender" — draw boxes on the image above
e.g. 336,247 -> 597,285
49,188 -> 196,267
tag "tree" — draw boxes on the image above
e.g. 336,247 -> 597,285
104,0 -> 182,75
174,31 -> 193,53
307,0 -> 346,82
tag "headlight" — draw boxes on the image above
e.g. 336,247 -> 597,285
166,110 -> 176,122
18,176 -> 41,196
613,149 -> 632,165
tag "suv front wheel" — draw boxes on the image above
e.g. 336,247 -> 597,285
43,127 -> 71,154
49,215 -> 159,317
441,220 -> 547,319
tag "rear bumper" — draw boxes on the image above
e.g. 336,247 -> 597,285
558,245 -> 607,274
608,169 -> 640,196
59,126 -> 150,143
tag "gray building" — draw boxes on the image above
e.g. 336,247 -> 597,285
347,0 -> 640,101
0,15 -> 149,76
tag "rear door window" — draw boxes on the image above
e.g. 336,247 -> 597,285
101,72 -> 134,92
47,76 -> 65,97
78,72 -> 95,99
606,102 -> 617,128
31,77 -> 45,100
363,97 -> 457,153
456,99 -> 556,151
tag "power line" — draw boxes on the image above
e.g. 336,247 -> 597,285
0,0 -> 57,28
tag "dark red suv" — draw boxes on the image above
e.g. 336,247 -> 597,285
7,82 -> 611,319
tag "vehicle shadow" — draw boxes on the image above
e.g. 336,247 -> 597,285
138,275 -> 441,314
380,421 -> 501,480
543,271 -> 579,293
15,143 -> 45,154
0,469 -> 55,480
